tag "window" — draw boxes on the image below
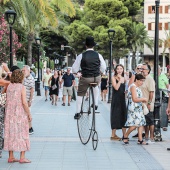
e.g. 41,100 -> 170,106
165,5 -> 170,13
148,23 -> 162,30
164,23 -> 170,30
148,23 -> 155,30
148,6 -> 155,13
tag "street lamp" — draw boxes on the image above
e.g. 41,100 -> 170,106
153,0 -> 162,141
5,10 -> 17,68
108,29 -> 115,103
35,37 -> 41,96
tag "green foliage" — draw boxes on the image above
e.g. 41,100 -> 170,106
83,0 -> 128,29
120,0 -> 143,16
35,61 -> 44,69
63,21 -> 93,53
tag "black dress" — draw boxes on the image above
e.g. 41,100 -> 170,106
51,76 -> 59,96
110,79 -> 127,129
101,76 -> 108,91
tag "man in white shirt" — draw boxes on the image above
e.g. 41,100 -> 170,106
72,36 -> 106,119
43,68 -> 52,101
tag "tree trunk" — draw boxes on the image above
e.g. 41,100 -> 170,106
131,52 -> 136,70
27,33 -> 34,66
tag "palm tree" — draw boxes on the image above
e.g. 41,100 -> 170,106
162,29 -> 170,66
127,22 -> 153,70
2,0 -> 75,66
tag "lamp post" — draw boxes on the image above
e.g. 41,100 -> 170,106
5,10 -> 17,68
153,0 -> 162,141
108,29 -> 115,103
35,37 -> 41,96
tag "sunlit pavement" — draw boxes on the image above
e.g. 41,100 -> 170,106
0,89 -> 170,170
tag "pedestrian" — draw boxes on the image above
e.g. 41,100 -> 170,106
72,36 -> 106,119
22,65 -> 35,135
128,64 -> 145,138
43,68 -> 52,101
0,63 -> 10,158
101,72 -> 108,101
48,71 -> 59,106
110,64 -> 127,140
30,68 -> 35,78
140,63 -> 155,144
166,85 -> 170,150
60,68 -> 75,106
58,70 -> 63,102
158,66 -> 169,131
123,74 -> 148,145
4,69 -> 32,163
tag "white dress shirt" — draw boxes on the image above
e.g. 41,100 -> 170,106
72,49 -> 106,74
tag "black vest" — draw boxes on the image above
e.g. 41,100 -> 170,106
81,50 -> 100,77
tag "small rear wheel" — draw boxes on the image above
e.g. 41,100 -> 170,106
92,131 -> 98,150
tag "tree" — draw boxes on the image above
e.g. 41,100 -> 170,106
127,22 -> 153,69
120,0 -> 143,17
0,13 -> 22,64
2,0 -> 76,66
64,0 -> 131,59
162,29 -> 170,65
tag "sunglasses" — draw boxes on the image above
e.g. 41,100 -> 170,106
137,68 -> 148,70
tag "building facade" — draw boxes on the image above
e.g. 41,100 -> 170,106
144,0 -> 170,71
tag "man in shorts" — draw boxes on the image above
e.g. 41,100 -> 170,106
60,68 -> 75,106
43,68 -> 52,101
141,63 -> 155,144
22,65 -> 35,135
72,36 -> 106,119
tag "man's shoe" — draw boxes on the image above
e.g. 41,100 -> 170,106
167,148 -> 170,151
29,127 -> 34,135
91,104 -> 98,110
146,139 -> 155,144
45,99 -> 47,101
163,127 -> 167,131
62,103 -> 65,106
132,133 -> 138,138
74,113 -> 81,119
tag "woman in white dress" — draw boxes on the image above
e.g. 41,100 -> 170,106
123,74 -> 148,145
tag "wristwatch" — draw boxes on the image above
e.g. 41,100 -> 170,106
148,101 -> 151,105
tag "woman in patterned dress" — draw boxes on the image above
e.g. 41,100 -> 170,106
4,69 -> 32,163
123,74 -> 148,145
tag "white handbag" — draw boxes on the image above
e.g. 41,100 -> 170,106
143,103 -> 149,115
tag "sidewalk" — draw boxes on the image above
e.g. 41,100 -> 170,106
0,91 -> 170,170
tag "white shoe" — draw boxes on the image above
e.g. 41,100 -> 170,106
146,139 -> 155,144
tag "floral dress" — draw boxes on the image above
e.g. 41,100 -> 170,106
4,83 -> 30,152
125,83 -> 146,127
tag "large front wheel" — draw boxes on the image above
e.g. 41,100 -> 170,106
77,88 -> 94,144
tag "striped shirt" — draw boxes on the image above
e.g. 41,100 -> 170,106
23,74 -> 35,102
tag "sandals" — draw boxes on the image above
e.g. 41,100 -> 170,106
8,158 -> 19,163
110,135 -> 121,141
137,140 -> 148,145
122,137 -> 129,144
19,158 -> 31,163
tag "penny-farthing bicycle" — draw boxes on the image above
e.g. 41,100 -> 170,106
77,83 -> 98,150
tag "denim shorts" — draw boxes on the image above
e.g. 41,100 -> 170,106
45,86 -> 49,91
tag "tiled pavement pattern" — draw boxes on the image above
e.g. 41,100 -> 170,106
0,90 -> 170,170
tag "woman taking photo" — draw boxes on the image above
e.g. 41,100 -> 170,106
123,74 -> 148,145
110,64 -> 127,140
